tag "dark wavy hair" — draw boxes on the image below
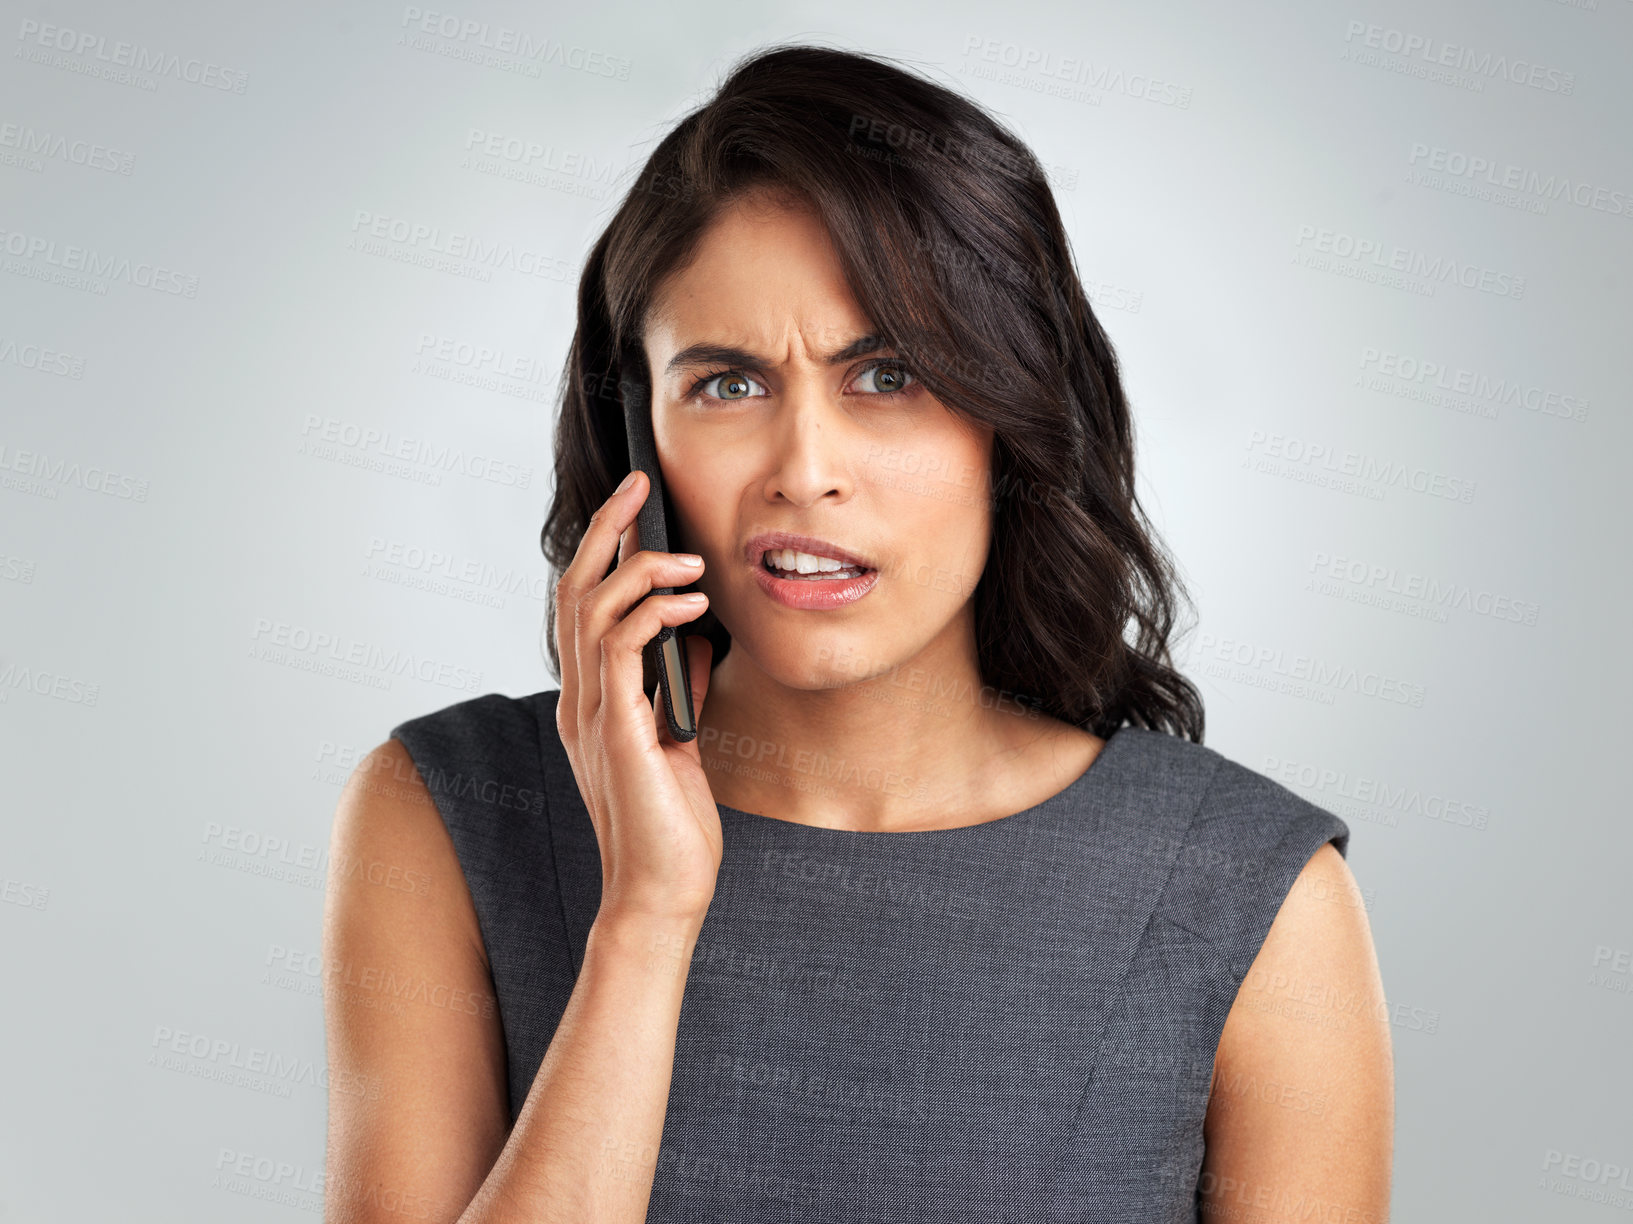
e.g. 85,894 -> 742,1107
539,42 -> 1204,742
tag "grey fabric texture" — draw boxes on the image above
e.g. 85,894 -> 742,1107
389,688 -> 1350,1222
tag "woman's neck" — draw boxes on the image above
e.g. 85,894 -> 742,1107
693,644 -> 1103,832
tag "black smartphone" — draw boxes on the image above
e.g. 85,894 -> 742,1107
618,347 -> 698,742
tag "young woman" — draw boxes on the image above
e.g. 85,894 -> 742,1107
323,44 -> 1393,1224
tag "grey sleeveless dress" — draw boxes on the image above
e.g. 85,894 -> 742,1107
389,689 -> 1350,1222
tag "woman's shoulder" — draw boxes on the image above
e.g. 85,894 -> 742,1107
389,688 -> 552,748
1112,725 -> 1350,855
1113,727 -> 1354,972
387,689 -> 564,817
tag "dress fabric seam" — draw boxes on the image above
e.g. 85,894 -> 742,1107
1045,750 -> 1228,1201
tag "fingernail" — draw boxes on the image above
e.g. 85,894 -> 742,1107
676,554 -> 703,566
615,470 -> 638,493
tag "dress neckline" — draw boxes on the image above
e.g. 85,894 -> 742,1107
714,724 -> 1132,837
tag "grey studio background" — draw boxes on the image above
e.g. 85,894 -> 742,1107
1,0 -> 1628,1219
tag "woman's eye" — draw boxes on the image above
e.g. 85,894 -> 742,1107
853,362 -> 914,395
699,371 -> 769,400
688,363 -> 913,401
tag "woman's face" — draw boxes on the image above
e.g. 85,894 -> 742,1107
642,188 -> 994,693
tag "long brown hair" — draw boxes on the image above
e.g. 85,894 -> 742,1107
540,42 -> 1204,741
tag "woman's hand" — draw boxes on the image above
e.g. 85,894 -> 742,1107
554,469 -> 721,929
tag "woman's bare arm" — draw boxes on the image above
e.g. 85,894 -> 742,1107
1197,843 -> 1395,1223
322,737 -> 702,1224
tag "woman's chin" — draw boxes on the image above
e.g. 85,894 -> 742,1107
726,630 -> 897,694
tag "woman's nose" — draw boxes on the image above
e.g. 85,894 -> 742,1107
757,383 -> 858,507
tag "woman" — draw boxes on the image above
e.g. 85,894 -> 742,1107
323,43 -> 1393,1223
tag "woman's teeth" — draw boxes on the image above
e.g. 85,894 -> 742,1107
763,548 -> 868,579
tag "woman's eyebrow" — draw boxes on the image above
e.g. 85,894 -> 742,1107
663,333 -> 885,376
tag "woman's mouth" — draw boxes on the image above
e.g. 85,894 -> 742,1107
753,548 -> 879,609
760,549 -> 871,580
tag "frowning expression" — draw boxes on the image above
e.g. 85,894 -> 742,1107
642,186 -> 995,690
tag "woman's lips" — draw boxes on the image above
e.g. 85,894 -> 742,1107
751,556 -> 879,610
744,531 -> 875,570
